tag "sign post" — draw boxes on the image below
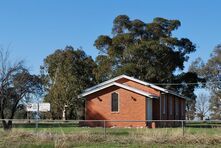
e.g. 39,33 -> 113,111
26,103 -> 38,112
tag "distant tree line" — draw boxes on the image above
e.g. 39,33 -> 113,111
190,45 -> 221,120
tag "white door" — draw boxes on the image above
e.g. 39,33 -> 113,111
146,98 -> 153,121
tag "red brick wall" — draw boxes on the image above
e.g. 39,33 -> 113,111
115,78 -> 160,96
85,85 -> 147,127
85,77 -> 186,127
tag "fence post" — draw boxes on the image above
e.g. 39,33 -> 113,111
182,120 -> 184,136
104,120 -> 106,138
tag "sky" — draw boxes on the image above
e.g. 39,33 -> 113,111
0,0 -> 221,75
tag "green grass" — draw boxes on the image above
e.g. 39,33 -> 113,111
0,123 -> 221,147
13,125 -> 221,136
186,122 -> 221,128
185,127 -> 221,135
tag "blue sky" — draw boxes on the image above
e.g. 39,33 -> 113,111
0,0 -> 220,74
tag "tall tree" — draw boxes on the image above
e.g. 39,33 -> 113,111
195,93 -> 209,120
95,16 -> 195,82
42,46 -> 96,119
190,45 -> 221,119
0,49 -> 43,130
94,15 -> 204,119
209,91 -> 221,120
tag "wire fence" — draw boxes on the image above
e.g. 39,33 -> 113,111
0,119 -> 221,138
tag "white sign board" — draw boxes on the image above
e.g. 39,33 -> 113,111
26,103 -> 38,112
39,103 -> 50,112
26,103 -> 50,112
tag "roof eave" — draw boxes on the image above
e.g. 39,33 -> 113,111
81,75 -> 189,100
79,82 -> 158,99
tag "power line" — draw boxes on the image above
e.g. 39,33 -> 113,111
151,82 -> 219,86
153,83 -> 203,86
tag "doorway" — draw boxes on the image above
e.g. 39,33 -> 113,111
146,98 -> 153,121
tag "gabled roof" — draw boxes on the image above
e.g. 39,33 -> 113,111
79,82 -> 158,98
81,75 -> 190,100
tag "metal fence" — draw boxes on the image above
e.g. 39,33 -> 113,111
0,119 -> 221,138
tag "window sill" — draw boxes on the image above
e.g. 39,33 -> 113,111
111,111 -> 120,114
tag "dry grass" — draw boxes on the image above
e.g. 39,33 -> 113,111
131,129 -> 221,145
0,128 -> 221,147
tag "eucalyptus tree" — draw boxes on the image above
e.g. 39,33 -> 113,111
94,15 -> 204,119
42,46 -> 96,119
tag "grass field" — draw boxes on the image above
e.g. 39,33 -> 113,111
0,122 -> 221,147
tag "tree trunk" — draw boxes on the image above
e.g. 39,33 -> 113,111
62,107 -> 66,120
2,120 -> 12,131
200,116 -> 204,120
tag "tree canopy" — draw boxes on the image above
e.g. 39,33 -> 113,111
0,49 -> 43,130
93,15 -> 204,120
94,15 -> 196,83
42,46 -> 96,119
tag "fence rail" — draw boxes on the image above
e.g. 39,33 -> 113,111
1,119 -> 221,122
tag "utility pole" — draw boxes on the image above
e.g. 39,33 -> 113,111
35,103 -> 40,131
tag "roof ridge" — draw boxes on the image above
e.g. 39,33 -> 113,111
115,82 -> 156,97
79,81 -> 158,98
82,75 -> 190,100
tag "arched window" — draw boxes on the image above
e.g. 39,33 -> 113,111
111,92 -> 119,112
